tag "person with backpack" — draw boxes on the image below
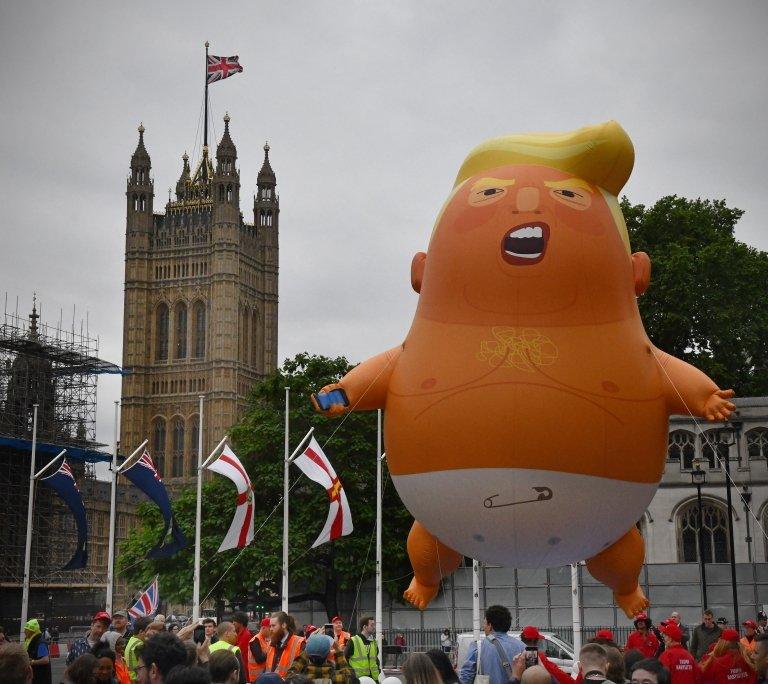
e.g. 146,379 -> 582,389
458,605 -> 524,684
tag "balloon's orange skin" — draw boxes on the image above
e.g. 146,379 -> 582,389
314,163 -> 735,617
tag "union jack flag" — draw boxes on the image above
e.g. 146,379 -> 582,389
207,55 -> 243,85
128,577 -> 159,619
138,451 -> 162,481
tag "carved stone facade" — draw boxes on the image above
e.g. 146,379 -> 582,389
120,116 -> 278,485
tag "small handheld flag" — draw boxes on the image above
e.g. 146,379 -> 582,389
207,55 -> 243,85
206,445 -> 254,551
128,576 -> 159,619
122,451 -> 187,559
39,458 -> 88,569
293,437 -> 353,548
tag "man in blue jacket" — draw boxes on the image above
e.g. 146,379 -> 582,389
460,605 -> 525,684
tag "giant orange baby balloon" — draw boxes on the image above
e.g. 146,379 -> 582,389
312,121 -> 735,617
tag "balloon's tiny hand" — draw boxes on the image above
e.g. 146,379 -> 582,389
311,384 -> 349,417
704,389 -> 736,421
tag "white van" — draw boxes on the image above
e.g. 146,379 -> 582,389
455,631 -> 575,675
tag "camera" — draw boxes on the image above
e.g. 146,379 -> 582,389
524,647 -> 539,668
193,625 -> 206,644
323,623 -> 335,638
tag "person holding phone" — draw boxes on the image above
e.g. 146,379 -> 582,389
519,626 -> 572,684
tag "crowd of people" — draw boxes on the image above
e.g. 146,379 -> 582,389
2,605 -> 768,684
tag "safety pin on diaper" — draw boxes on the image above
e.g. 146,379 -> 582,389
483,486 -> 553,509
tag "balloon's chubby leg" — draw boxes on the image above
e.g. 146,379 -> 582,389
586,526 -> 648,618
653,346 -> 736,421
312,345 -> 402,417
403,521 -> 462,610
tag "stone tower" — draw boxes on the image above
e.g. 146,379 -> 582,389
120,116 -> 279,484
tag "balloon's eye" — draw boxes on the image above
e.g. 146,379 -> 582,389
483,188 -> 501,196
560,190 -> 576,198
549,187 -> 592,210
469,186 -> 508,206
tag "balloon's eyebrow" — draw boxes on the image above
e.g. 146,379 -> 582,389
544,178 -> 594,193
470,177 -> 516,191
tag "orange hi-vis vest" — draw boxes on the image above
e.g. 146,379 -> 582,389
249,632 -> 272,681
265,634 -> 305,679
327,631 -> 351,662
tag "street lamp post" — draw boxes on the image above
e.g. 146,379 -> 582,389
716,420 -> 743,626
691,457 -> 708,610
742,485 -> 753,563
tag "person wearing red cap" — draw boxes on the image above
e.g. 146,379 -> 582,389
249,617 -> 273,682
626,614 -> 661,659
66,611 -> 112,666
742,621 -> 759,652
519,626 -> 573,684
700,630 -> 756,684
658,623 -> 700,684
331,617 -> 351,649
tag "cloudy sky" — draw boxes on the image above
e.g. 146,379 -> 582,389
1,1 -> 767,450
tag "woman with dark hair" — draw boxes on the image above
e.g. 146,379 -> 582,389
90,643 -> 117,684
426,649 -> 459,684
65,653 -> 98,684
403,652 -> 442,684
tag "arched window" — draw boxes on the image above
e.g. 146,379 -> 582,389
226,184 -> 233,202
174,302 -> 187,359
140,194 -> 146,211
702,429 -> 729,469
156,304 -> 169,361
677,499 -> 730,562
747,428 -> 768,460
251,309 -> 260,368
668,430 -> 697,469
218,184 -> 225,202
189,415 -> 200,477
132,194 -> 139,211
172,417 -> 184,477
193,301 -> 206,358
266,210 -> 273,226
152,417 -> 166,478
242,307 -> 250,366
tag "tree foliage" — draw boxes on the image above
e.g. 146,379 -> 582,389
118,353 -> 413,617
624,196 -> 768,396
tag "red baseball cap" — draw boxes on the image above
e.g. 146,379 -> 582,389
743,620 -> 758,629
595,629 -> 615,641
722,629 -> 740,642
331,616 -> 342,624
660,623 -> 683,642
93,611 -> 111,625
260,618 -> 270,628
521,626 -> 544,641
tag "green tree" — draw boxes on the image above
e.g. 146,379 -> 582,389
117,353 -> 413,617
624,196 -> 768,396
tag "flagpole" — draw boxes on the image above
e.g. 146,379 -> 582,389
20,404 -> 39,640
571,563 -> 582,657
472,559 -> 481,642
375,411 -> 383,663
203,41 -> 209,150
106,400 -> 120,614
193,394 -> 204,621
282,387 -> 289,612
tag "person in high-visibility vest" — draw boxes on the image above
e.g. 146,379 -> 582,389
249,618 -> 272,682
331,617 -> 351,650
123,617 -> 153,683
265,611 -> 305,679
208,621 -> 247,684
344,616 -> 381,680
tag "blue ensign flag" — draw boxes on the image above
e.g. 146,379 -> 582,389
39,458 -> 88,569
122,451 -> 187,558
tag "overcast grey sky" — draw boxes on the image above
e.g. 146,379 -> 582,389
1,1 -> 767,450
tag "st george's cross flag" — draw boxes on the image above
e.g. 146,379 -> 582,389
293,437 -> 353,548
122,451 -> 187,559
39,458 -> 89,570
205,445 -> 254,551
207,55 -> 243,85
128,577 -> 159,619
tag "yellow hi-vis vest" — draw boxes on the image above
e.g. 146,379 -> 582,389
349,635 -> 380,679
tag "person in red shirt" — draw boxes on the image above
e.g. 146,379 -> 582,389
659,622 -> 701,684
519,625 -> 574,684
626,613 -> 661,659
232,612 -> 253,663
700,630 -> 756,684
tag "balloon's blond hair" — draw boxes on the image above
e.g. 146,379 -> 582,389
454,121 -> 635,253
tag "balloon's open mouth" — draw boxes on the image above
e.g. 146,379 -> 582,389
501,222 -> 550,265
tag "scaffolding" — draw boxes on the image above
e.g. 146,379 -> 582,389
0,296 -> 121,590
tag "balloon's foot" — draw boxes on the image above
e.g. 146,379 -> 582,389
615,586 -> 649,618
404,577 -> 439,610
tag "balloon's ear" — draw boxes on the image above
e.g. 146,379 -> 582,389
411,252 -> 427,293
632,251 -> 651,295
